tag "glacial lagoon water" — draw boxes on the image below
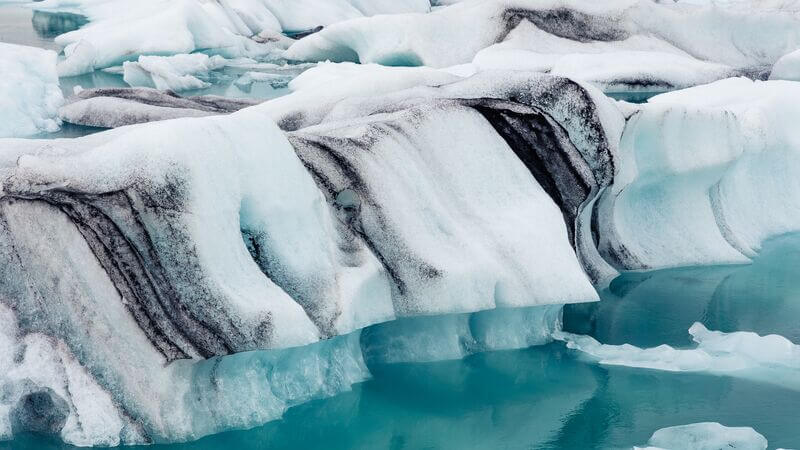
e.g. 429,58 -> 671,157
3,234 -> 799,449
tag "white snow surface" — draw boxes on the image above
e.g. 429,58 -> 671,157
635,422 -> 768,450
286,0 -> 800,91
0,43 -> 63,138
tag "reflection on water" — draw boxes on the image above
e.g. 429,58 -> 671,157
564,233 -> 800,347
6,343 -> 800,450
0,6 -> 87,49
32,122 -> 108,139
31,10 -> 88,38
0,5 -> 60,50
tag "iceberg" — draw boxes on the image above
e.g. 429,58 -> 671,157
286,0 -> 800,92
591,78 -> 800,276
0,71 -> 617,444
636,422 -> 768,450
31,0 -> 431,75
0,43 -> 64,138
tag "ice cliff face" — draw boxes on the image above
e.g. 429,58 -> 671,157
0,72 -> 615,444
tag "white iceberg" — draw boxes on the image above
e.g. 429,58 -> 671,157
0,43 -> 64,138
636,422 -> 768,450
58,87 -> 260,128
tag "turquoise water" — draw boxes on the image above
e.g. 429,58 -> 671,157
4,235 -> 799,449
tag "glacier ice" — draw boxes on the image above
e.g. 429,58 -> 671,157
0,71 -> 618,444
58,87 -> 260,128
286,0 -> 800,92
591,78 -> 800,276
0,43 -> 64,138
555,322 -> 800,391
636,422 -> 768,450
31,0 -> 431,75
2,0 -> 800,439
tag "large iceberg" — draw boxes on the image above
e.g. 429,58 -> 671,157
3,54 -> 800,443
0,43 -> 64,138
0,71 -> 616,444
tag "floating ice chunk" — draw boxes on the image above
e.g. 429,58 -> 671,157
36,0 -> 430,74
636,422 -> 768,450
234,71 -> 293,89
122,54 -> 229,92
555,322 -> 800,390
770,49 -> 800,81
0,43 -> 64,138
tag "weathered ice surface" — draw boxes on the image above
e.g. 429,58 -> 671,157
58,88 -> 261,128
0,72 -> 616,445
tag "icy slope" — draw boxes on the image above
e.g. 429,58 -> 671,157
591,78 -> 800,276
286,0 -> 800,91
0,43 -> 64,138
